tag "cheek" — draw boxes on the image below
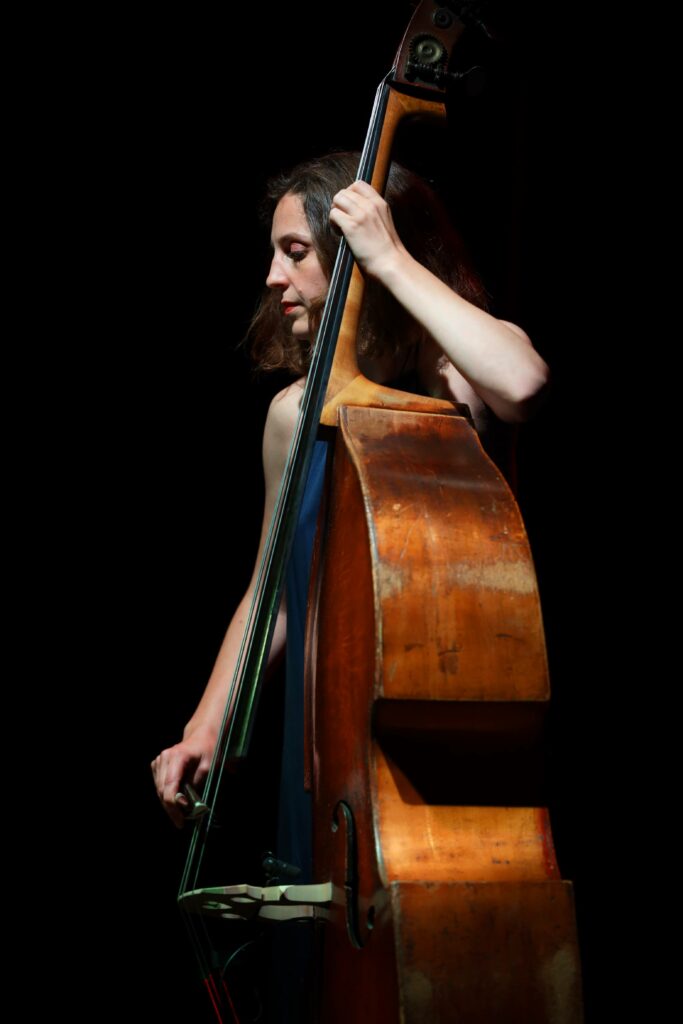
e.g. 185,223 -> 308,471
297,277 -> 324,304
311,269 -> 328,302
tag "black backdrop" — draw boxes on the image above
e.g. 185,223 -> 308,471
41,3 -> 643,1020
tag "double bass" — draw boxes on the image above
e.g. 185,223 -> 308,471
177,3 -> 583,1020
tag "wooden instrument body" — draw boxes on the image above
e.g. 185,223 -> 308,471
308,404 -> 582,1022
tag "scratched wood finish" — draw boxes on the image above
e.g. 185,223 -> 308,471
392,881 -> 582,1024
309,405 -> 582,1023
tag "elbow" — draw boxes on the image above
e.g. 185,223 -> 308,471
495,359 -> 551,424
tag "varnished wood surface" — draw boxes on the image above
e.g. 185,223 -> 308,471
320,89 -> 450,426
309,406 -> 582,1022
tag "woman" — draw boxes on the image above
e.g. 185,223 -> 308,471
151,153 -> 549,847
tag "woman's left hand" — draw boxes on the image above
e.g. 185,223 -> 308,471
330,179 -> 549,424
329,180 -> 406,281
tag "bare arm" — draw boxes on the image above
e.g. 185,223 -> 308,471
329,180 -> 549,423
151,382 -> 303,826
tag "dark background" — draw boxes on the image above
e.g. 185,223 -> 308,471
35,2 -> 644,1019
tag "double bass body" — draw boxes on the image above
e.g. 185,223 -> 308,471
308,404 -> 582,1022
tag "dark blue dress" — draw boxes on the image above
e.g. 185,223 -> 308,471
277,437 -> 329,883
266,439 -> 329,1023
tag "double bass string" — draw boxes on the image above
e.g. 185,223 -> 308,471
180,74 -> 393,900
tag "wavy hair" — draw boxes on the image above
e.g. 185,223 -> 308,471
249,152 -> 487,375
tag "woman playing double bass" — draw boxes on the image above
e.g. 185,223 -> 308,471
151,152 -> 548,869
153,150 -> 551,1022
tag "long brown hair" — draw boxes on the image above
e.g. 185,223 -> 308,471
249,152 -> 487,375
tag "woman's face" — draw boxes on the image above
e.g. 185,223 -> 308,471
267,192 -> 328,341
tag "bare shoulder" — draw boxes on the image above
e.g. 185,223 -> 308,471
264,378 -> 305,447
262,377 -> 306,481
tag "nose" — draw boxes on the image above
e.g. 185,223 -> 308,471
266,253 -> 289,290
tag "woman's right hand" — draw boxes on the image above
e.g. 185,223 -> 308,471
151,723 -> 218,828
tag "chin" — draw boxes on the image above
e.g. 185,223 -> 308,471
291,319 -> 310,341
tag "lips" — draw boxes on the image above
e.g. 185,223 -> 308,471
282,303 -> 301,315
